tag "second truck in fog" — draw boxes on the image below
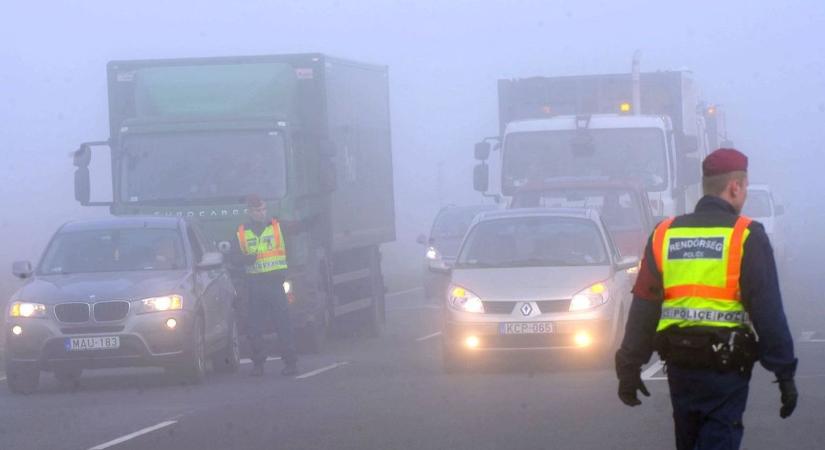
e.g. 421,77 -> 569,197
72,53 -> 396,349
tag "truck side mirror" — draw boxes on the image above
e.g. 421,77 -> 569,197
678,156 -> 701,187
75,167 -> 91,205
73,144 -> 92,167
474,142 -> 491,160
677,133 -> 699,154
473,163 -> 489,193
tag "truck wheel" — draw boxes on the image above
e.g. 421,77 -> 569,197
212,316 -> 240,373
172,314 -> 207,384
5,359 -> 40,394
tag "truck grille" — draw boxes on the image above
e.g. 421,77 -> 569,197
482,301 -> 515,314
55,303 -> 91,323
94,301 -> 130,321
536,300 -> 571,314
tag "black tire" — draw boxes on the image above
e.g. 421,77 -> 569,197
5,359 -> 40,395
173,314 -> 207,384
54,367 -> 83,387
365,248 -> 386,338
212,316 -> 240,373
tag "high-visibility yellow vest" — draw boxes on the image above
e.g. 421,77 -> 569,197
652,216 -> 752,331
237,219 -> 287,274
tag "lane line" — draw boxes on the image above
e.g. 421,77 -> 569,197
88,420 -> 177,450
641,360 -> 667,380
386,287 -> 424,299
416,331 -> 442,342
240,357 -> 281,365
295,361 -> 350,380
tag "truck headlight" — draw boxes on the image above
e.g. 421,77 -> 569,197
9,301 -> 47,318
569,283 -> 608,311
447,285 -> 485,313
135,295 -> 183,314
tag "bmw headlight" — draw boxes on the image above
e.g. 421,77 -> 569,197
8,301 -> 47,318
569,283 -> 609,311
135,295 -> 183,314
447,285 -> 485,313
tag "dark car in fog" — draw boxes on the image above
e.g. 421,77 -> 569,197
417,204 -> 498,299
4,217 -> 240,394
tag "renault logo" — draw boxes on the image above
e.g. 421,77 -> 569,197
520,303 -> 533,316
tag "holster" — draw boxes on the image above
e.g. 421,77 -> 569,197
655,327 -> 757,374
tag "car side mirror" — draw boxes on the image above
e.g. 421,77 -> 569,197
198,252 -> 224,269
615,256 -> 640,271
12,261 -> 33,279
474,141 -> 491,160
473,163 -> 489,192
416,234 -> 428,245
775,205 -> 785,216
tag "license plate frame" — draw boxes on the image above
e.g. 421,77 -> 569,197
65,336 -> 121,352
498,322 -> 554,335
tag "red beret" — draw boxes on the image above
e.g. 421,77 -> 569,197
702,148 -> 748,177
245,194 -> 265,208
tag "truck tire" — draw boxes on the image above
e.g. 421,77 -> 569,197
212,316 -> 240,373
171,314 -> 207,384
5,359 -> 40,394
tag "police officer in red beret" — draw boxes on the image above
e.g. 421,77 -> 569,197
615,148 -> 798,449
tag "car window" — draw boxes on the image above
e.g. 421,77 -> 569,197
743,190 -> 773,218
456,216 -> 608,268
431,206 -> 495,239
39,228 -> 186,274
515,189 -> 643,232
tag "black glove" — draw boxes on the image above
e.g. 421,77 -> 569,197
618,370 -> 650,406
778,379 -> 798,419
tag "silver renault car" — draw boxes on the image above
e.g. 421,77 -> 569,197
4,217 -> 240,393
437,208 -> 638,371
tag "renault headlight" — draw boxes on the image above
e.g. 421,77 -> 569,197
9,301 -> 47,318
135,295 -> 183,314
569,283 -> 609,311
447,285 -> 485,313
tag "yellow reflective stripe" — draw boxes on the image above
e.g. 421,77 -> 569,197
237,222 -> 288,273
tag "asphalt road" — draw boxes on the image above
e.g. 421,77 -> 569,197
1,271 -> 824,450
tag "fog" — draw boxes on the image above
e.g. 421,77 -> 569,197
1,0 -> 823,446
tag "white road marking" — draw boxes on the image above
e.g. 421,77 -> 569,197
799,331 -> 825,343
239,357 -> 281,365
416,331 -> 442,342
386,287 -> 424,299
641,360 -> 667,380
295,361 -> 350,380
88,420 -> 177,450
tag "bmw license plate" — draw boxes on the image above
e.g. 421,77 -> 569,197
499,322 -> 554,335
65,336 -> 120,352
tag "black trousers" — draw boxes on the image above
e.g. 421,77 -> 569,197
245,272 -> 297,366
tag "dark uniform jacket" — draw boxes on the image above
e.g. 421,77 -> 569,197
616,195 -> 797,380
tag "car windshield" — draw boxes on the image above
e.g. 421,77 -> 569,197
512,188 -> 644,232
121,130 -> 286,204
431,206 -> 495,239
456,216 -> 608,268
39,228 -> 186,274
502,128 -> 667,191
743,190 -> 773,218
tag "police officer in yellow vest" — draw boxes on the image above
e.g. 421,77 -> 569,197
232,194 -> 298,376
616,149 -> 797,449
